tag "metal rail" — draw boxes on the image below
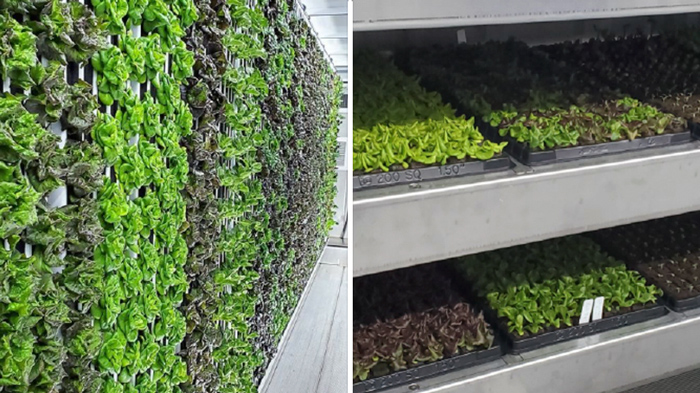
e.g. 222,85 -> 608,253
354,0 -> 700,31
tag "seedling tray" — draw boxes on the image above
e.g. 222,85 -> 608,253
352,342 -> 502,393
686,121 -> 700,138
494,301 -> 666,354
589,226 -> 700,313
353,155 -> 512,190
483,126 -> 693,166
445,266 -> 667,355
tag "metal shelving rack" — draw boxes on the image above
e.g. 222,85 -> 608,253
354,0 -> 700,31
353,2 -> 700,392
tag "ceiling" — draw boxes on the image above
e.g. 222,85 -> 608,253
299,0 -> 348,82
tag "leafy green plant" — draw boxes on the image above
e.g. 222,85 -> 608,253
354,51 -> 504,173
0,0 -> 49,14
0,12 -> 39,89
489,97 -> 685,150
0,93 -> 61,237
0,237 -> 71,392
142,0 -> 195,51
453,237 -> 662,336
355,117 -> 505,172
171,40 -> 194,81
91,0 -> 128,34
92,46 -> 129,106
24,60 -> 99,131
120,34 -> 147,83
29,0 -> 108,63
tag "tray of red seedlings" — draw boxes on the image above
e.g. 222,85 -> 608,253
448,236 -> 667,354
590,212 -> 700,312
353,265 -> 501,393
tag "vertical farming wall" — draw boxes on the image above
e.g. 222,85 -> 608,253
0,0 -> 340,392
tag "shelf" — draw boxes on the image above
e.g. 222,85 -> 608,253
353,143 -> 700,276
354,0 -> 700,31
374,308 -> 700,393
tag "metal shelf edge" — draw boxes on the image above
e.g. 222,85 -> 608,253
354,2 -> 700,31
354,145 -> 700,276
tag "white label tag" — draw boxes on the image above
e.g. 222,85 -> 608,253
457,29 -> 467,44
592,297 -> 605,321
579,299 -> 594,324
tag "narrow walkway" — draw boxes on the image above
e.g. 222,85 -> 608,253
262,247 -> 348,393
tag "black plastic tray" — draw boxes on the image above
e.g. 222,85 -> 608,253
352,342 -> 502,393
664,294 -> 700,313
588,233 -> 700,313
353,155 -> 512,190
497,301 -> 667,354
687,121 -> 700,138
489,126 -> 693,166
445,266 -> 668,354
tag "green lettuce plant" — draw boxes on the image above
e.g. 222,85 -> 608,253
354,117 -> 506,172
29,0 -> 109,63
91,0 -> 128,34
0,12 -> 39,89
92,46 -> 129,106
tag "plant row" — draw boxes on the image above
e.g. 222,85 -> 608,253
181,0 -> 341,391
353,51 -> 505,174
250,1 -> 341,385
488,97 -> 685,150
542,32 -> 700,125
0,3 -> 109,391
0,0 -> 341,392
353,265 -> 494,382
592,213 -> 700,302
451,236 -> 661,337
540,32 -> 700,104
405,40 -> 689,151
86,0 -> 196,392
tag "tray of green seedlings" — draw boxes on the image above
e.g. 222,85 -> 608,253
540,32 -> 700,134
353,265 -> 500,393
590,213 -> 700,312
488,97 -> 690,165
353,51 -> 508,190
406,41 -> 691,165
450,236 -> 667,354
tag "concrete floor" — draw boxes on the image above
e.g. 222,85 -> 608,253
261,246 -> 348,393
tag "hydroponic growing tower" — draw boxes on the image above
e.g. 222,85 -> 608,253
0,0 -> 340,392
